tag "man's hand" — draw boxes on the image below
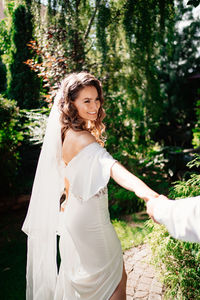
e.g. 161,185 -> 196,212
146,195 -> 168,223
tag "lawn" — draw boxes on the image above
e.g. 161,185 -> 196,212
112,211 -> 152,251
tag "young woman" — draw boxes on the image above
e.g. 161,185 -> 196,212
22,72 -> 160,300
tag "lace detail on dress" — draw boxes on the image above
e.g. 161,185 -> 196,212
93,186 -> 108,199
70,186 -> 108,202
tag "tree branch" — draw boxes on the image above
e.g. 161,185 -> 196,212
84,0 -> 101,41
76,0 -> 81,14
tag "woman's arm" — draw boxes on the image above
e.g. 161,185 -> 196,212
110,162 -> 159,202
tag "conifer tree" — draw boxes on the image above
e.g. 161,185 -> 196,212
8,4 -> 40,108
0,56 -> 7,92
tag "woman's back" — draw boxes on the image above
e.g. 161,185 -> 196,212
62,128 -> 96,166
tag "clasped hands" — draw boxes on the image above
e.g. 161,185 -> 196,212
146,194 -> 168,223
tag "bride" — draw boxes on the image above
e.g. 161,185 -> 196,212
22,72 -> 160,300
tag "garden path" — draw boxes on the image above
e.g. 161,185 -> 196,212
124,244 -> 165,300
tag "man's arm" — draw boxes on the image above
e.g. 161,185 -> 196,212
147,196 -> 200,243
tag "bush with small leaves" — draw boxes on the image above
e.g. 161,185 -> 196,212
146,155 -> 200,299
0,95 -> 23,197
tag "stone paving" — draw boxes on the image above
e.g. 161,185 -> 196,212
123,244 -> 165,300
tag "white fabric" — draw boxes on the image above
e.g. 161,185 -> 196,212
150,196 -> 200,243
64,142 -> 117,201
22,89 -> 65,300
55,143 -> 123,299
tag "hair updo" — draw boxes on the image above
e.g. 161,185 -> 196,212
59,72 -> 106,145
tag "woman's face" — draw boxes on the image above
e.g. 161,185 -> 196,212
73,86 -> 101,122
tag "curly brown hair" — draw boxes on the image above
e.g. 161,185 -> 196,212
59,72 -> 106,145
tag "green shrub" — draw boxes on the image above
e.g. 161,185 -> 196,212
146,155 -> 200,299
107,134 -> 170,217
105,93 -> 170,217
168,154 -> 200,199
192,99 -> 200,149
0,95 -> 23,196
146,221 -> 200,299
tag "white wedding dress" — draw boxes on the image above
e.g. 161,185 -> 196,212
54,142 -> 123,300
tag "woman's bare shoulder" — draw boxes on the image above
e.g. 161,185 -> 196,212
64,128 -> 96,146
62,129 -> 96,164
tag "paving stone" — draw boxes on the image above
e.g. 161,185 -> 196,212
126,286 -> 135,295
134,253 -> 146,261
151,278 -> 163,288
132,279 -> 139,288
125,248 -> 135,256
134,262 -> 147,270
129,272 -> 140,281
126,255 -> 135,262
133,267 -> 145,275
150,284 -> 163,295
127,277 -> 139,287
137,282 -> 151,291
148,293 -> 162,300
123,244 -> 164,299
138,249 -> 148,257
134,291 -> 149,298
139,276 -> 153,285
142,272 -> 155,279
124,245 -> 164,300
145,265 -> 155,272
127,277 -> 139,288
125,262 -> 134,273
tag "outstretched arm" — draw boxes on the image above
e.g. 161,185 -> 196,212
147,196 -> 200,243
110,162 -> 159,202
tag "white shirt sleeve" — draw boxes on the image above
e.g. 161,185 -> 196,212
149,196 -> 200,243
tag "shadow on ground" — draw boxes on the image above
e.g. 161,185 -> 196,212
0,205 -> 27,300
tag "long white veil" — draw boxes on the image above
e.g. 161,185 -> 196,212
22,89 -> 65,299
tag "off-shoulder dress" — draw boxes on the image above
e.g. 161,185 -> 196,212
54,142 -> 123,300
